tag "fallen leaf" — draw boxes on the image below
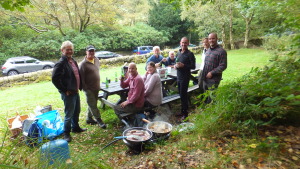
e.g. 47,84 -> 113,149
249,144 -> 257,148
292,156 -> 298,161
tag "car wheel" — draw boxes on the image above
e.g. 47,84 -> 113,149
8,70 -> 19,76
43,66 -> 52,69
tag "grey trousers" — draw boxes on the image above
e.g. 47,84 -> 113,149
84,90 -> 101,120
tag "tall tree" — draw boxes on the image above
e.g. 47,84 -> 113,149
4,0 -> 119,35
117,0 -> 151,26
181,0 -> 230,48
148,1 -> 193,45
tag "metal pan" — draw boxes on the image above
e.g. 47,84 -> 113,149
142,119 -> 173,138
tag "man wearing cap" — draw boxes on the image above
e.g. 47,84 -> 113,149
79,45 -> 106,129
52,41 -> 87,142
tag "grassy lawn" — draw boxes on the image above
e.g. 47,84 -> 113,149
0,48 -> 274,168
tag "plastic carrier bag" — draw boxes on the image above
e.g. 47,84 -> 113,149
25,110 -> 64,147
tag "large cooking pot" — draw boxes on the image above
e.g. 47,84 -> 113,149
142,119 -> 173,138
122,127 -> 153,146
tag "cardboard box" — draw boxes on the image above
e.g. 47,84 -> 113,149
7,115 -> 29,137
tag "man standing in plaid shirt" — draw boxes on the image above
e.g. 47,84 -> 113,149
201,33 -> 227,103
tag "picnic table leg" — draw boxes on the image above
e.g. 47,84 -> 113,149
100,93 -> 109,109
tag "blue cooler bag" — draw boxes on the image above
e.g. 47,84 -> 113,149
26,110 -> 64,147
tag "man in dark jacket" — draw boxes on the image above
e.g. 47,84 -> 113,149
52,41 -> 87,142
175,37 -> 196,121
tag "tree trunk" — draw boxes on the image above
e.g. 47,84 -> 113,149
243,12 -> 254,48
229,4 -> 235,50
221,23 -> 226,49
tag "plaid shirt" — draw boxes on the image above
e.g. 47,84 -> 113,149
202,45 -> 227,81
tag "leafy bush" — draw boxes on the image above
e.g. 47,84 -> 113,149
0,24 -> 170,65
196,57 -> 300,136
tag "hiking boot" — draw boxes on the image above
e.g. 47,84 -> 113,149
72,127 -> 87,133
96,118 -> 107,129
86,118 -> 97,125
64,133 -> 72,142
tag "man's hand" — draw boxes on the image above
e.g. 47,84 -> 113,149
120,101 -> 128,108
175,62 -> 184,68
206,72 -> 213,79
66,91 -> 71,96
162,58 -> 167,62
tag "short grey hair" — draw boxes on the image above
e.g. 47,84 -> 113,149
169,51 -> 175,55
153,46 -> 161,52
61,41 -> 74,50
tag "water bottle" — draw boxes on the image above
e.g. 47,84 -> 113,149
115,72 -> 118,82
105,77 -> 109,88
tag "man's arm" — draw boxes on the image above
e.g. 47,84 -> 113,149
79,62 -> 86,90
211,50 -> 227,75
52,60 -> 67,92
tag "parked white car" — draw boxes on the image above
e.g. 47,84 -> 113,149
1,56 -> 54,76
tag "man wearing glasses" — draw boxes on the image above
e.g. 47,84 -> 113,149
79,45 -> 107,129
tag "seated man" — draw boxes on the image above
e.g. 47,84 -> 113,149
146,46 -> 167,68
114,63 -> 145,125
165,51 -> 176,67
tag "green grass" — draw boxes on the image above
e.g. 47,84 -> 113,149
0,48 -> 273,168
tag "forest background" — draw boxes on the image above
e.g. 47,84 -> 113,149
0,0 -> 299,66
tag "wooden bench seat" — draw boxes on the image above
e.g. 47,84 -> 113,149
188,85 -> 199,93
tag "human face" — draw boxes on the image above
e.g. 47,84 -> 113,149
146,65 -> 156,74
128,64 -> 138,76
202,39 -> 209,49
154,48 -> 160,56
180,38 -> 189,51
86,49 -> 95,60
169,53 -> 175,60
208,33 -> 218,48
61,45 -> 73,58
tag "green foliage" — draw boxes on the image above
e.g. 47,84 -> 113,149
0,0 -> 30,11
196,57 -> 300,136
0,24 -> 170,65
148,2 -> 197,45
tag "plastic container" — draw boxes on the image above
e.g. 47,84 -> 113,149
40,139 -> 70,166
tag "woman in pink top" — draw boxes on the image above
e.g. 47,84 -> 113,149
143,62 -> 163,119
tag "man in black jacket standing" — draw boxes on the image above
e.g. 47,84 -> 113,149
52,41 -> 87,142
175,37 -> 196,121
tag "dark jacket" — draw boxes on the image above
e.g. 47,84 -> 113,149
176,49 -> 196,81
52,55 -> 82,94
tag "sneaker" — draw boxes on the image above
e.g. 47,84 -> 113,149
96,118 -> 107,129
72,127 -> 87,133
98,123 -> 107,129
64,133 -> 72,142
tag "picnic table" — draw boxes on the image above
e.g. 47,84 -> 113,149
98,63 -> 201,109
98,77 -> 175,109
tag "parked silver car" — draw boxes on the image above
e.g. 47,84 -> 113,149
1,56 -> 55,76
95,51 -> 122,59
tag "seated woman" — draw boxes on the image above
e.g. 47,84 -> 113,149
146,46 -> 167,68
143,61 -> 163,119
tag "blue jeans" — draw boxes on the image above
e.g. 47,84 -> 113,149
60,92 -> 81,133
